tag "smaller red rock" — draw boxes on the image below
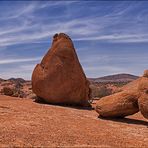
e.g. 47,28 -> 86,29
95,90 -> 140,118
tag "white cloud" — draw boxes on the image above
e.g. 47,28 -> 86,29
74,34 -> 148,43
0,3 -> 141,45
0,1 -> 147,48
0,57 -> 41,64
83,65 -> 127,78
0,1 -> 148,79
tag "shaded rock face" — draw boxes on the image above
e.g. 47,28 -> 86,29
96,70 -> 148,119
138,71 -> 148,119
32,33 -> 90,106
138,93 -> 148,119
96,91 -> 140,118
143,70 -> 148,78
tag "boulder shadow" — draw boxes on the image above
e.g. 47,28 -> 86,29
33,97 -> 93,110
98,116 -> 148,127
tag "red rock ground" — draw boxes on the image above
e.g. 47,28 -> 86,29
0,95 -> 148,147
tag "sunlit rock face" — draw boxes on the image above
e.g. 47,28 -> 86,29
32,33 -> 90,106
96,69 -> 148,120
95,90 -> 140,118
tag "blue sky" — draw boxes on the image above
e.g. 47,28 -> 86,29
0,1 -> 148,80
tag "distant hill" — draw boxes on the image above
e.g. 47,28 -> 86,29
0,73 -> 139,84
88,73 -> 139,83
0,78 -> 4,82
8,78 -> 26,83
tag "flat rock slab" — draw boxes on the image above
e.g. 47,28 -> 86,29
0,95 -> 148,147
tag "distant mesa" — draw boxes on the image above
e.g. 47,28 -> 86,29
89,73 -> 139,83
32,33 -> 90,106
0,77 -> 26,83
8,78 -> 26,83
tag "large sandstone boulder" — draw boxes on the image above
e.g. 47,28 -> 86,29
96,90 -> 140,118
138,93 -> 148,119
96,70 -> 148,119
32,33 -> 90,106
138,70 -> 148,119
121,78 -> 140,92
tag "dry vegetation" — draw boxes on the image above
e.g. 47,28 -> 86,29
0,75 -> 147,147
0,79 -> 35,99
0,77 -> 134,101
89,82 -> 127,99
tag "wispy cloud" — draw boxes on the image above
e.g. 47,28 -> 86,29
0,57 -> 41,64
74,34 -> 148,43
0,1 -> 148,79
0,1 -> 148,47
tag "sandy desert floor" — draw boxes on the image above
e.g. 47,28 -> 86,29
0,95 -> 148,147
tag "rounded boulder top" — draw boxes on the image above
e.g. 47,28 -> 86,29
52,33 -> 73,47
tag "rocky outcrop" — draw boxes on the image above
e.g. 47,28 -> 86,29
32,33 -> 90,106
96,70 -> 148,119
96,90 -> 140,118
138,93 -> 148,119
138,70 -> 148,119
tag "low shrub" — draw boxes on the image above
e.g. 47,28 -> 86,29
1,87 -> 14,96
90,85 -> 112,99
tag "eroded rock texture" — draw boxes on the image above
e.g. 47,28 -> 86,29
32,33 -> 90,106
138,70 -> 148,119
96,70 -> 148,119
96,90 -> 140,118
